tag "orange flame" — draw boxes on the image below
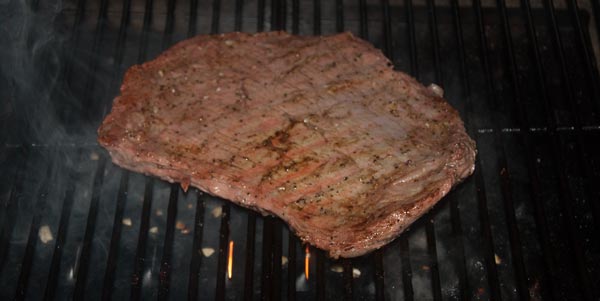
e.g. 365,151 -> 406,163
228,240 -> 234,279
305,245 -> 310,280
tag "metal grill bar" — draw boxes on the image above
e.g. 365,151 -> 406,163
114,0 -> 132,73
494,0 -> 598,298
448,197 -> 468,301
471,1 -> 506,298
287,235 -> 297,301
103,0 -> 133,118
292,0 -> 300,34
57,1 -> 123,290
184,2 -> 205,298
243,213 -> 257,299
260,217 -> 274,300
243,5 -> 269,300
258,0 -> 265,32
138,0 -> 154,62
73,156 -> 107,299
24,1 -> 40,50
43,156 -> 77,300
157,184 -> 180,299
544,0 -> 600,179
427,0 -> 442,84
27,0 -> 39,11
358,0 -> 368,39
313,0 -> 321,34
0,151 -> 28,272
211,0 -> 221,35
453,2 -> 523,297
399,237 -> 413,300
254,4 -> 277,298
373,250 -> 384,301
381,0 -> 393,63
189,0 -> 199,37
215,205 -> 230,300
554,0 -> 600,235
57,0 -> 86,117
279,0 -> 287,30
336,0 -> 344,32
593,0 -> 600,43
130,178 -> 154,300
552,148 -> 595,300
541,0 -> 597,298
271,0 -> 284,30
162,0 -> 177,49
445,10 -> 520,297
474,164 -> 500,299
271,221 -> 283,300
447,1 -> 476,298
259,220 -> 282,299
566,0 -> 600,106
401,0 -> 420,297
101,171 -> 130,299
425,222 -> 441,300
282,0 -> 288,30
81,0 -> 109,122
235,0 -> 244,31
513,1 -> 558,299
342,258 -> 352,300
272,0 -> 284,45
153,2 -> 181,297
424,1 -> 443,298
14,159 -> 52,300
559,0 -> 600,238
426,5 -> 476,297
288,1 -> 299,294
330,3 -> 358,297
187,192 -> 205,300
206,2 -> 235,299
315,249 -> 325,300
489,1 -> 530,298
405,0 -> 417,77
371,2 -> 395,299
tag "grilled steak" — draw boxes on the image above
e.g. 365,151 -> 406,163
98,32 -> 476,258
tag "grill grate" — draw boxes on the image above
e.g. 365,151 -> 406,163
1,0 -> 600,299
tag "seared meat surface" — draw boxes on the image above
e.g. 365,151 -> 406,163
98,31 -> 476,258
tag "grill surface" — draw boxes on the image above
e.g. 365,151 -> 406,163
1,0 -> 600,300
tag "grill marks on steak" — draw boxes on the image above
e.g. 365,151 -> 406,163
98,32 -> 476,258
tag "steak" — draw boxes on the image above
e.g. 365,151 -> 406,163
98,31 -> 476,258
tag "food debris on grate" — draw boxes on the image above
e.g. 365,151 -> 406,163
38,225 -> 53,244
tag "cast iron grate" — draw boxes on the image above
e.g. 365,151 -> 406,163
1,0 -> 599,299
